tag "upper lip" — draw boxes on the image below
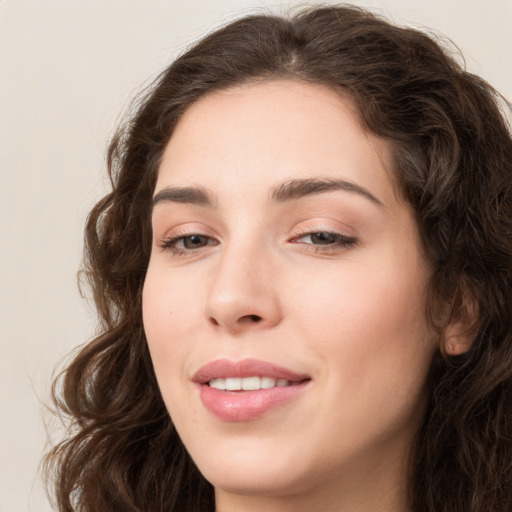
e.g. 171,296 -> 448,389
192,358 -> 310,384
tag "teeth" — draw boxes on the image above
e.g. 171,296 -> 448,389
260,376 -> 276,389
226,378 -> 241,390
242,376 -> 260,390
209,378 -> 226,390
208,376 -> 290,390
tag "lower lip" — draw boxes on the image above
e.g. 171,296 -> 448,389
199,382 -> 309,421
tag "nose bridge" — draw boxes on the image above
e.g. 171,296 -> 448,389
205,233 -> 281,332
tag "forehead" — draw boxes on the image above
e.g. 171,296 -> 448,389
156,80 -> 397,207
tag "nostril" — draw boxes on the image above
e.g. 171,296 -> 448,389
208,314 -> 263,327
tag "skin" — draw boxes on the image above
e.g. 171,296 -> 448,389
142,80 -> 439,512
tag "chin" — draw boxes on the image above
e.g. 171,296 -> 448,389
191,443 -> 312,497
204,467 -> 306,498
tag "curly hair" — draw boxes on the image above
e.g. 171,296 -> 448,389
45,5 -> 512,511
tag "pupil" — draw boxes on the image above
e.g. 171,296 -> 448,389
185,235 -> 206,248
313,232 -> 334,244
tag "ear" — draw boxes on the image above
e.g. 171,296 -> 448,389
443,319 -> 475,356
441,284 -> 479,356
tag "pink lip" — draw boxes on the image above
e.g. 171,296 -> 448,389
192,358 -> 309,383
193,358 -> 311,422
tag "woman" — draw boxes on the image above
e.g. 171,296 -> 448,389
45,5 -> 512,511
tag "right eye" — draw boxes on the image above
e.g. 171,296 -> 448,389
160,234 -> 218,254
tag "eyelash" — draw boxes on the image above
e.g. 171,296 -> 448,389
159,233 -> 218,256
159,230 -> 357,256
292,231 -> 358,252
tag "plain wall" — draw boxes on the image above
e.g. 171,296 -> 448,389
1,0 -> 510,510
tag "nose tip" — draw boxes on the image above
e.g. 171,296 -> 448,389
205,255 -> 281,333
207,291 -> 280,333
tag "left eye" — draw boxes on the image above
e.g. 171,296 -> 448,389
160,234 -> 218,253
295,231 -> 357,248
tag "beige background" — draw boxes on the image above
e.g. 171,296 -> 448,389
1,0 -> 511,510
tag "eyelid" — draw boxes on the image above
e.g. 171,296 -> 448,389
156,222 -> 216,242
290,219 -> 357,239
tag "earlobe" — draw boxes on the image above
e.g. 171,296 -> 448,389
443,322 -> 474,355
441,285 -> 479,356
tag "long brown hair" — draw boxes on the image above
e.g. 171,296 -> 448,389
45,5 -> 512,511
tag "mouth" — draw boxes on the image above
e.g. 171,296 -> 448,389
193,358 -> 311,421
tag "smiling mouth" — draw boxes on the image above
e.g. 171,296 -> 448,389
194,359 -> 311,421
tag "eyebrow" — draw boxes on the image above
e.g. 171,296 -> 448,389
270,178 -> 385,208
152,186 -> 216,208
152,177 -> 385,210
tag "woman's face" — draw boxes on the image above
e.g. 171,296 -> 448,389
143,80 -> 437,508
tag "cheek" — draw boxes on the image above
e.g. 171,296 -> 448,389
143,258 -> 204,332
292,250 -> 434,400
142,268 -> 201,386
287,270 -> 434,464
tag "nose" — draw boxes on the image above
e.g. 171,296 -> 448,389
205,243 -> 282,334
